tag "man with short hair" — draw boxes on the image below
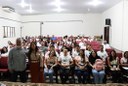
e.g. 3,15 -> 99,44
8,38 -> 27,82
58,49 -> 73,83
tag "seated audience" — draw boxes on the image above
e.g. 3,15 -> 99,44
120,51 -> 128,67
120,51 -> 128,81
97,45 -> 108,83
89,51 -> 101,66
85,44 -> 94,58
54,41 -> 63,52
97,45 -> 108,62
44,50 -> 58,83
60,46 -> 71,56
40,41 -> 48,54
74,49 -> 89,83
7,41 -> 14,51
72,45 -> 80,58
107,50 -> 121,83
58,49 -> 73,83
102,40 -> 111,50
79,39 -> 86,50
92,59 -> 105,84
51,35 -> 57,41
45,45 -> 59,58
22,41 -> 29,54
3,35 -> 126,84
87,36 -> 93,42
88,51 -> 101,83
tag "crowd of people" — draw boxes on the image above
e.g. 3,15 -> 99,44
0,35 -> 128,84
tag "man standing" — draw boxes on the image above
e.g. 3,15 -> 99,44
8,38 -> 27,83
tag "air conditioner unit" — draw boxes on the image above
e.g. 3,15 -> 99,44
2,6 -> 15,13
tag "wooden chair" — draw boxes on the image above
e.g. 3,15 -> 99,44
0,57 -> 9,80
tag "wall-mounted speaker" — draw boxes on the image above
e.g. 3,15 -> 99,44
105,18 -> 111,26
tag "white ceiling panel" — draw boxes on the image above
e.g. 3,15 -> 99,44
0,0 -> 122,15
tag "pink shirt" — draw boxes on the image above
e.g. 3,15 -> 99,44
94,59 -> 104,71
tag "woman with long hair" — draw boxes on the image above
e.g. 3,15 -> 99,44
75,49 -> 90,83
28,42 -> 44,83
107,50 -> 121,83
44,50 -> 58,83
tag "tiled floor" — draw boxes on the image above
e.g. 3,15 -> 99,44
0,81 -> 128,86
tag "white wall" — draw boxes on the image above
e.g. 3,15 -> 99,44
41,21 -> 84,36
102,0 -> 128,51
102,1 -> 123,51
122,0 -> 128,51
0,7 -> 22,48
22,14 -> 103,37
22,22 -> 40,37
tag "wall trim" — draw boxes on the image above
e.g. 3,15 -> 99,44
22,20 -> 83,23
0,16 -> 22,23
0,16 -> 83,23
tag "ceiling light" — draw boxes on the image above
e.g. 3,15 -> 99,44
88,8 -> 90,11
54,0 -> 61,7
50,0 -> 65,7
18,0 -> 29,8
54,7 -> 65,12
27,4 -> 34,13
88,0 -> 103,6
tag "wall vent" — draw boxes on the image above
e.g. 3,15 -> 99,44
2,6 -> 15,13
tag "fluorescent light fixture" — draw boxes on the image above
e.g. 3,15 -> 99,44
50,0 -> 65,7
27,4 -> 34,13
51,0 -> 65,13
53,7 -> 65,12
88,8 -> 90,11
18,0 -> 29,8
88,0 -> 103,6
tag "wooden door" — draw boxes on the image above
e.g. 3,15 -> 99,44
104,26 -> 109,43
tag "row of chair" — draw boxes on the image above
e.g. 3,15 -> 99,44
0,48 -> 123,82
0,57 -> 8,80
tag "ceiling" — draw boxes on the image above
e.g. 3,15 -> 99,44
0,0 -> 121,15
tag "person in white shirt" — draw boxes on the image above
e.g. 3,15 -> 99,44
120,51 -> 128,79
67,38 -> 72,45
85,44 -> 93,58
120,51 -> 128,66
63,36 -> 68,43
102,40 -> 111,50
54,42 -> 63,51
72,45 -> 80,58
7,41 -> 14,51
76,36 -> 81,42
45,45 -> 59,58
79,39 -> 86,50
58,49 -> 73,83
37,41 -> 41,47
60,47 -> 71,57
88,36 -> 93,42
97,45 -> 108,62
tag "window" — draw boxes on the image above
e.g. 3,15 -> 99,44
3,26 -> 15,38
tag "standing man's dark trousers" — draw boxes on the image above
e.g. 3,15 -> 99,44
11,70 -> 27,83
